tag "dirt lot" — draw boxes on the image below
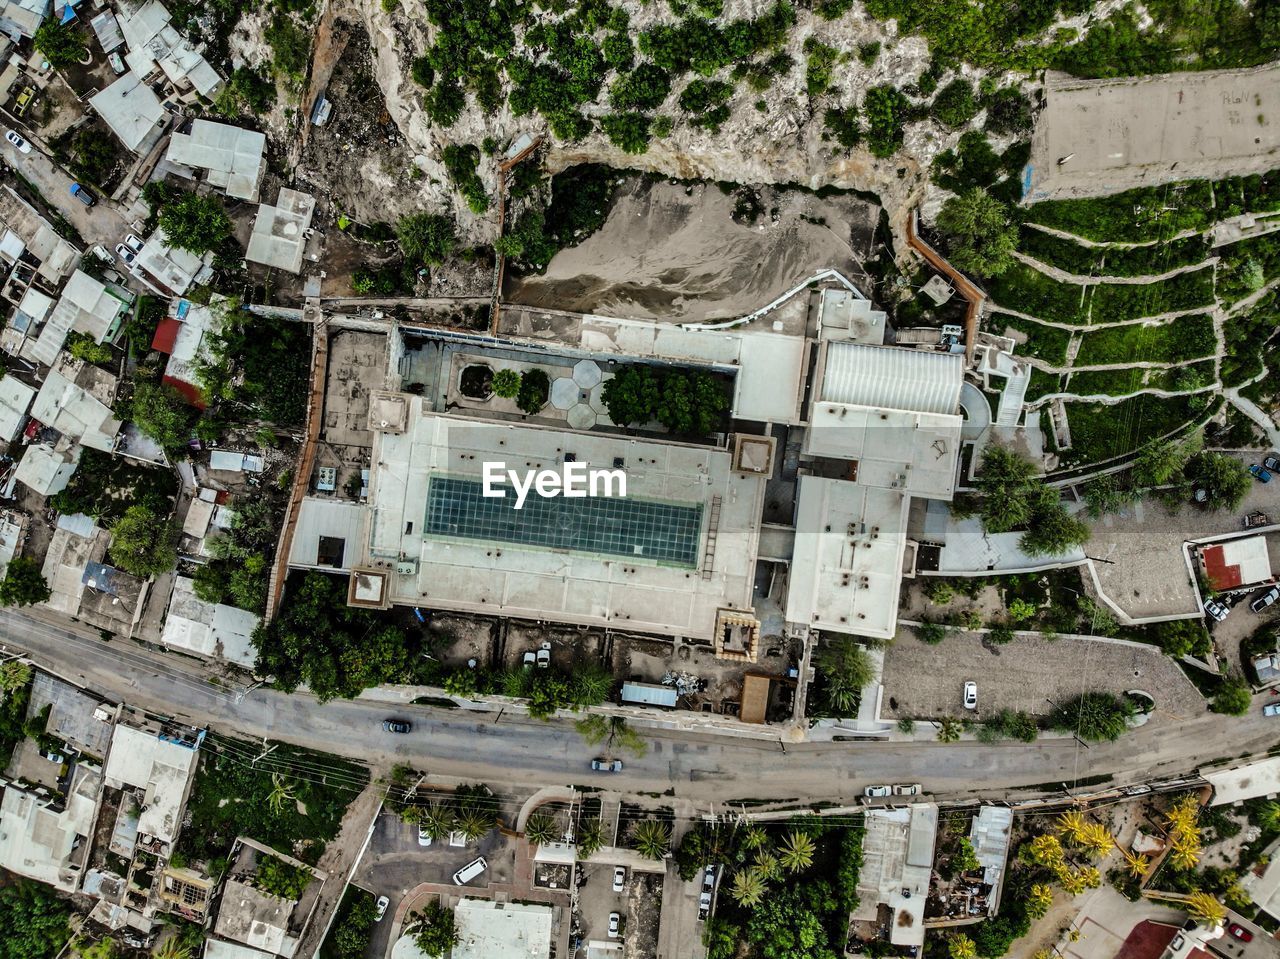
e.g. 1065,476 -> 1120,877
432,615 -> 497,668
506,177 -> 880,323
880,632 -> 1206,722
503,623 -> 605,673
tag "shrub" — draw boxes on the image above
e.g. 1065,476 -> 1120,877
823,107 -> 860,149
932,79 -> 978,127
397,213 -> 456,266
609,63 -> 670,110
863,85 -> 910,158
600,112 -> 651,153
492,369 -> 520,398
516,368 -> 549,414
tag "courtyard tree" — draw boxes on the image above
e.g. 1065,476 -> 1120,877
34,22 -> 86,68
814,636 -> 875,715
411,901 -> 459,959
0,558 -> 51,607
109,505 -> 178,578
952,837 -> 980,872
516,368 -> 550,414
158,191 -> 233,254
492,368 -> 521,398
936,188 -> 1018,278
131,381 -> 198,452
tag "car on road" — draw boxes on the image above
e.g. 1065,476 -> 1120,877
452,856 -> 487,885
5,130 -> 30,153
1250,464 -> 1273,483
1204,598 -> 1229,622
1264,702 -> 1280,718
69,183 -> 96,206
864,784 -> 891,798
382,718 -> 411,733
613,866 -> 626,891
963,681 -> 978,710
1227,923 -> 1253,942
590,757 -> 623,772
374,896 -> 389,921
418,825 -> 432,846
1251,586 -> 1280,613
115,243 -> 136,265
1266,456 -> 1280,472
893,783 -> 922,796
608,912 -> 621,938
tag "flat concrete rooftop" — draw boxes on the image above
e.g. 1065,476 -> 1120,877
363,402 -> 766,639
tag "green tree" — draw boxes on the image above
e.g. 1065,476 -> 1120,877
745,888 -> 832,959
158,191 -> 233,254
577,817 -> 606,857
916,621 -> 948,644
34,22 -> 86,68
397,213 -> 456,266
933,79 -> 978,127
1050,692 -> 1136,741
1132,433 -> 1202,488
863,84 -> 909,157
131,381 -> 197,451
492,368 -> 520,398
730,869 -> 766,906
516,368 -> 549,414
329,893 -> 378,959
0,558 -> 51,607
109,505 -> 177,578
0,659 -> 31,692
778,831 -> 816,873
524,811 -> 558,845
0,880 -> 71,959
814,637 -> 874,715
1155,620 -> 1212,658
631,818 -> 671,859
953,837 -> 980,872
1211,675 -> 1252,716
936,188 -> 1019,278
937,718 -> 962,742
1186,452 -> 1251,511
653,370 -> 730,435
456,805 -> 495,841
412,901 -> 459,959
601,112 -> 652,154
601,365 -> 660,426
256,857 -> 311,900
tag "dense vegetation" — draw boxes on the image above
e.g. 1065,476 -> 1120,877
600,364 -> 732,435
0,880 -> 71,959
972,446 -> 1090,556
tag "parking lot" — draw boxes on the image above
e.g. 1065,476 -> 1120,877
880,632 -> 1205,722
577,860 -> 631,947
574,860 -> 665,958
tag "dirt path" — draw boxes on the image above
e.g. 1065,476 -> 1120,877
989,304 -> 1212,331
290,0 -> 349,169
1012,249 -> 1216,285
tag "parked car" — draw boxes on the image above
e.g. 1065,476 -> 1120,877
1228,923 -> 1253,942
452,856 -> 487,885
591,757 -> 623,772
893,783 -> 922,796
115,243 -> 136,265
608,912 -> 622,938
698,890 -> 712,919
69,183 -> 95,206
1244,511 -> 1272,529
107,51 -> 125,74
536,641 -> 551,668
522,650 -> 536,668
1250,464 -> 1273,483
963,681 -> 978,709
5,130 -> 30,153
613,866 -> 626,892
418,825 -> 432,847
1204,598 -> 1229,622
123,233 -> 144,253
702,865 -> 717,889
1264,702 -> 1280,718
382,719 -> 411,733
374,896 -> 389,921
1251,586 -> 1280,613
864,784 -> 891,798
1266,455 -> 1280,472
1193,487 -> 1208,503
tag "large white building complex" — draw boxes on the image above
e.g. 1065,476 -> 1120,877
289,277 -> 967,647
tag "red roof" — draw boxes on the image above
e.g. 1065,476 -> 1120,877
162,375 -> 206,410
151,317 -> 182,354
1116,920 -> 1178,959
1202,543 -> 1242,591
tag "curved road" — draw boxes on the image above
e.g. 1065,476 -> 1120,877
0,609 -> 1264,806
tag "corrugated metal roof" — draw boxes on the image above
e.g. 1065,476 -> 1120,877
620,682 -> 678,707
820,343 -> 963,415
151,316 -> 181,352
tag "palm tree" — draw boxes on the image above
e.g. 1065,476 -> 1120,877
0,659 -> 31,693
1165,795 -> 1200,838
267,774 -> 296,815
949,934 -> 977,959
631,819 -> 671,860
457,806 -> 494,841
1169,832 -> 1202,870
778,831 -> 815,873
1078,822 -> 1114,859
1058,867 -> 1087,897
400,805 -> 424,826
1024,833 -> 1065,868
525,812 -> 558,846
1056,810 -> 1086,845
937,718 -> 962,743
152,938 -> 191,959
1257,801 -> 1280,832
753,851 -> 781,882
577,818 -> 606,858
1077,865 -> 1101,889
730,869 -> 765,907
741,826 -> 768,851
1122,848 -> 1150,878
1027,883 -> 1054,920
1186,891 -> 1226,927
420,803 -> 456,841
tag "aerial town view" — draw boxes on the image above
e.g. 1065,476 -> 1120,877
2,0 -> 1280,959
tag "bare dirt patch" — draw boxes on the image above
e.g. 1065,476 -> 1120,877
505,177 -> 880,323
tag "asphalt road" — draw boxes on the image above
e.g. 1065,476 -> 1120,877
0,120 -> 132,251
1,609 -> 1272,806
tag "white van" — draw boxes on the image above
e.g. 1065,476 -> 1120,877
452,856 -> 487,885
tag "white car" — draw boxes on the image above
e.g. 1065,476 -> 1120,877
612,866 -> 626,891
522,650 -> 536,668
963,681 -> 978,710
374,895 -> 389,921
123,234 -> 144,253
5,130 -> 30,154
115,243 -> 136,265
608,912 -> 621,938
864,784 -> 891,798
536,642 -> 551,668
892,783 -> 922,796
